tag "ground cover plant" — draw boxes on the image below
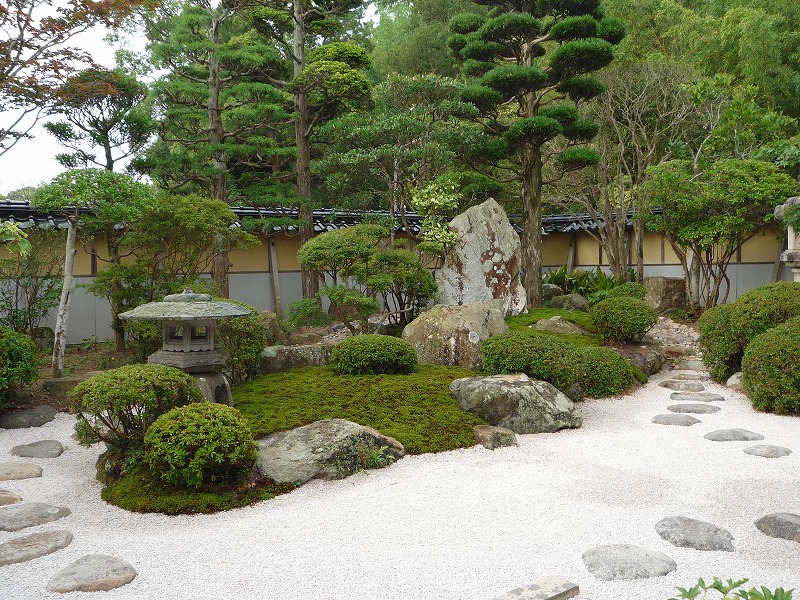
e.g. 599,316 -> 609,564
504,308 -> 601,347
330,334 -> 418,375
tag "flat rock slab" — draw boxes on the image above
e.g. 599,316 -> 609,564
494,576 -> 579,600
668,403 -> 721,414
669,373 -> 708,381
755,513 -> 800,543
0,405 -> 57,429
0,489 -> 22,506
704,429 -> 765,442
744,445 -> 792,458
10,440 -> 64,458
652,414 -> 701,426
473,425 -> 518,450
0,463 -> 42,481
659,380 -> 706,392
670,392 -> 725,403
582,544 -> 676,580
47,554 -> 137,592
0,502 -> 71,532
655,516 -> 734,552
0,530 -> 73,566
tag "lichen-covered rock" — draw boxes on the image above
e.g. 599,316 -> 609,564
451,373 -> 582,434
402,302 -> 507,370
473,425 -> 518,450
610,343 -> 665,376
533,316 -> 589,336
257,343 -> 331,375
435,199 -> 526,316
550,294 -> 590,312
258,310 -> 289,345
644,277 -> 686,313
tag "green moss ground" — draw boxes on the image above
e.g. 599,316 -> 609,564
505,308 -> 601,347
233,364 -> 486,454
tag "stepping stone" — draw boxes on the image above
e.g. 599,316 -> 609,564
494,575 -> 579,600
755,513 -> 800,543
582,544 -> 676,580
0,502 -> 71,532
659,380 -> 705,392
744,445 -> 792,458
0,405 -> 57,429
10,440 -> 64,458
0,530 -> 73,566
47,554 -> 137,592
0,463 -> 42,481
670,392 -> 725,403
0,489 -> 22,506
474,425 -> 518,450
668,403 -> 721,414
673,359 -> 706,371
704,429 -> 764,442
669,373 -> 707,381
652,414 -> 701,426
655,516 -> 734,552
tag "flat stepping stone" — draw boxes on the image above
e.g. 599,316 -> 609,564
744,445 -> 792,458
0,489 -> 22,506
670,392 -> 725,403
0,462 -> 42,481
704,429 -> 765,442
0,405 -> 57,429
0,502 -> 71,532
655,516 -> 734,552
652,414 -> 701,426
673,359 -> 706,371
667,403 -> 721,414
494,575 -> 579,600
755,513 -> 800,543
47,554 -> 137,592
10,440 -> 64,458
582,544 -> 676,580
659,380 -> 706,392
0,530 -> 73,566
669,373 -> 707,381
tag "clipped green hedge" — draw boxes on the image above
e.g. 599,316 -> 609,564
579,346 -> 646,398
0,327 -> 38,404
605,282 -> 646,300
742,317 -> 800,415
591,297 -> 657,343
330,334 -> 417,375
698,303 -> 740,382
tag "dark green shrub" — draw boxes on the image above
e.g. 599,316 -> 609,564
286,298 -> 333,329
69,364 -> 205,448
698,303 -> 740,382
579,346 -> 646,398
330,334 -> 417,375
606,282 -> 646,300
216,299 -> 265,385
144,402 -> 258,489
729,282 -> 800,349
591,297 -> 657,343
742,318 -> 800,414
0,327 -> 39,404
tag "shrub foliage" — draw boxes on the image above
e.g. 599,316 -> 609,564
591,297 -> 657,343
215,299 -> 265,385
330,334 -> 418,375
0,327 -> 39,404
742,318 -> 800,415
698,303 -> 740,382
579,346 -> 646,397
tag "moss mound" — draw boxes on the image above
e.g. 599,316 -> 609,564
330,334 -> 417,375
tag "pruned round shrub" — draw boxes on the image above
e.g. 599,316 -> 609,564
0,327 -> 39,404
578,346 -> 646,398
216,299 -> 265,385
742,317 -> 800,415
606,282 -> 646,300
729,282 -> 800,349
69,364 -> 205,448
330,334 -> 417,375
144,402 -> 257,489
591,297 -> 657,343
698,303 -> 740,382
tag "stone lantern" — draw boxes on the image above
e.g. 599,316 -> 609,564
119,290 -> 252,404
775,196 -> 800,282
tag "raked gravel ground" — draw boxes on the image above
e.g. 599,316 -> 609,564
1,370 -> 799,600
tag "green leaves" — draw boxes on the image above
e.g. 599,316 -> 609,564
548,38 -> 615,78
504,116 -> 563,149
549,15 -> 598,41
480,65 -> 548,98
556,147 -> 601,169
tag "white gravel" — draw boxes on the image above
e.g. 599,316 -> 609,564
2,371 -> 799,600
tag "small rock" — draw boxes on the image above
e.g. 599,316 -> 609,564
0,530 -> 73,566
473,425 -> 518,450
533,316 -> 589,336
550,294 -> 590,312
667,404 -> 721,414
655,516 -> 734,552
726,372 -> 743,389
670,392 -> 725,403
10,440 -> 64,458
0,489 -> 22,506
0,463 -> 43,482
47,554 -> 137,592
754,513 -> 800,544
494,575 -> 579,600
0,406 -> 57,429
0,502 -> 71,532
659,380 -> 706,392
651,414 -> 701,426
744,445 -> 792,458
582,544 -> 676,580
704,429 -> 765,442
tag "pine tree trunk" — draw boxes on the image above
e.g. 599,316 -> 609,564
521,147 -> 543,308
52,218 -> 77,378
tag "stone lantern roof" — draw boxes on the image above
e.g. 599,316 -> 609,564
118,290 -> 252,321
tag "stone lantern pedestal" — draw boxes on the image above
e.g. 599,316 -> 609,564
775,197 -> 800,282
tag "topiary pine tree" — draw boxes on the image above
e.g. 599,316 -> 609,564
447,0 -> 625,307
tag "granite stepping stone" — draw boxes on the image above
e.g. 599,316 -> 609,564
0,489 -> 22,506
494,575 -> 579,600
0,406 -> 57,429
0,530 -> 73,566
744,445 -> 792,458
668,403 -> 721,414
10,440 -> 64,459
582,544 -> 676,580
0,502 -> 71,532
652,414 -> 701,426
755,513 -> 800,543
669,373 -> 707,381
670,392 -> 725,403
0,463 -> 42,481
47,554 -> 137,592
655,516 -> 734,552
659,380 -> 706,392
704,429 -> 765,442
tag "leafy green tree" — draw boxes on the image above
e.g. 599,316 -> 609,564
0,221 -> 30,255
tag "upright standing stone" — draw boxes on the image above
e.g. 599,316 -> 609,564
435,198 -> 526,316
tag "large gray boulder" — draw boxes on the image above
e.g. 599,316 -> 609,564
644,277 -> 686,313
257,343 -> 331,375
436,199 -> 526,316
256,419 -> 405,485
402,302 -> 508,370
450,374 -> 582,434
